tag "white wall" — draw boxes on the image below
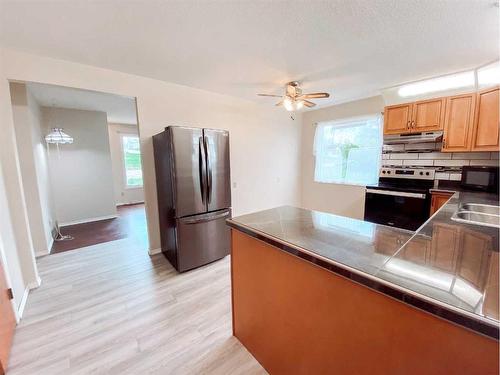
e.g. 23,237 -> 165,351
0,56 -> 39,313
108,123 -> 145,205
0,48 -> 302,254
301,96 -> 385,219
9,83 -> 55,257
29,90 -> 56,254
43,107 -> 117,225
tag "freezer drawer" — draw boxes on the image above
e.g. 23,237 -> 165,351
176,209 -> 231,272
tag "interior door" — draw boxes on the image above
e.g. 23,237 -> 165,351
204,129 -> 231,212
0,260 -> 16,374
169,127 -> 207,217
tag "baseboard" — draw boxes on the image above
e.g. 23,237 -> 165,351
17,277 -> 41,321
149,247 -> 162,256
17,287 -> 30,321
29,276 -> 42,289
117,201 -> 144,207
35,237 -> 54,258
60,214 -> 118,227
48,236 -> 54,253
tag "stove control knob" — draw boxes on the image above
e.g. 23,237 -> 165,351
387,171 -> 391,174
419,171 -> 423,175
382,170 -> 386,174
425,172 -> 430,176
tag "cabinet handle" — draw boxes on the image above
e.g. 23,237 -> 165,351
407,121 -> 410,130
411,120 -> 415,128
443,138 -> 446,149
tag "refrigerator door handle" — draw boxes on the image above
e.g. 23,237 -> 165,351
198,136 -> 207,204
182,210 -> 230,224
204,135 -> 213,204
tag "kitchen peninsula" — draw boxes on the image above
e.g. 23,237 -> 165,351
227,194 -> 499,374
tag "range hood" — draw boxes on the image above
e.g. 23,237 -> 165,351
383,131 -> 443,145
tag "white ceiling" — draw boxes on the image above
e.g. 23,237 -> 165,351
1,1 -> 499,108
27,83 -> 137,125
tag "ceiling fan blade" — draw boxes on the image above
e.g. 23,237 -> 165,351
303,100 -> 316,108
300,93 -> 330,99
257,93 -> 283,98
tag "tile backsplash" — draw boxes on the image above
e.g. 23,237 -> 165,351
382,141 -> 499,181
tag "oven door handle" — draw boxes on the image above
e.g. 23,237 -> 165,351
365,188 -> 427,199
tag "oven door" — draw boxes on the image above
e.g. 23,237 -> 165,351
364,188 -> 430,231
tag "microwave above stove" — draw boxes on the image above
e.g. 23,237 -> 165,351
461,166 -> 499,193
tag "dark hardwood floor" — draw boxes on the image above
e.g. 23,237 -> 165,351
51,203 -> 148,254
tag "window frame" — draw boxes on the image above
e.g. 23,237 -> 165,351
313,114 -> 383,187
120,133 -> 143,189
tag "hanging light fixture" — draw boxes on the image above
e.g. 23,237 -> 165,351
44,127 -> 74,242
45,128 -> 73,144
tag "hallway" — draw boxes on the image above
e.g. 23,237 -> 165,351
51,204 -> 148,254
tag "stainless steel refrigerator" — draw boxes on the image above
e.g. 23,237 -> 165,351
153,126 -> 231,272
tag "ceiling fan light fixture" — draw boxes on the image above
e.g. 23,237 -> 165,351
257,82 -> 330,112
283,96 -> 294,111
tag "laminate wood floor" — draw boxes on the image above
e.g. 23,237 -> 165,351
51,204 -> 148,254
7,238 -> 266,374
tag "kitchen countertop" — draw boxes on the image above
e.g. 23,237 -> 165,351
226,191 -> 500,340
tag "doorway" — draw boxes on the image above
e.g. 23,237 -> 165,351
9,81 -> 149,255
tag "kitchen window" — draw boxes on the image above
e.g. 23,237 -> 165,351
122,135 -> 143,188
313,115 -> 382,185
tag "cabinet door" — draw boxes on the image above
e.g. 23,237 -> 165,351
384,104 -> 411,134
430,192 -> 453,215
374,228 -> 409,255
442,94 -> 475,152
411,98 -> 445,132
456,229 -> 491,289
401,236 -> 430,265
471,87 -> 499,151
430,223 -> 460,273
483,252 -> 499,321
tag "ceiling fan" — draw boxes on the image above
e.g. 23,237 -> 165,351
257,81 -> 330,111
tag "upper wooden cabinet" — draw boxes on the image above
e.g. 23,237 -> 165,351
442,93 -> 476,152
471,87 -> 499,151
411,98 -> 446,132
384,99 -> 444,135
384,104 -> 412,134
384,87 -> 500,152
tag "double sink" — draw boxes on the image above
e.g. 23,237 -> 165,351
451,203 -> 500,228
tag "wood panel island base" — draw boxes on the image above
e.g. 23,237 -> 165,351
229,228 -> 499,375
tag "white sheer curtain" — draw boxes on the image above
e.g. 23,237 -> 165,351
313,114 -> 382,185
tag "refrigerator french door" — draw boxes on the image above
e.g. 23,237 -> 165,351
153,126 -> 231,272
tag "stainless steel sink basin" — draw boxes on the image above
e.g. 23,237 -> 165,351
451,211 -> 500,228
459,203 -> 500,216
